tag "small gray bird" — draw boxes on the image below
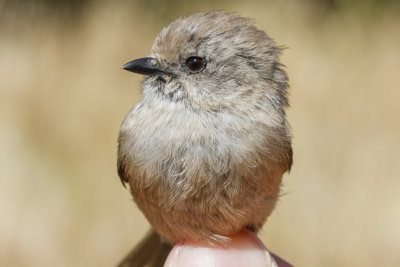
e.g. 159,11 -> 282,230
117,11 -> 292,267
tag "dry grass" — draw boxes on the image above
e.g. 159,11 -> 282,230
1,1 -> 399,266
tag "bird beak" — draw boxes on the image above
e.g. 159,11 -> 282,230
121,57 -> 163,75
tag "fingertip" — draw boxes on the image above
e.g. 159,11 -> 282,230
164,231 -> 278,267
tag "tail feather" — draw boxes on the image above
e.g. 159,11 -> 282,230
118,229 -> 172,267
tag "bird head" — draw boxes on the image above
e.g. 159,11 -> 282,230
122,11 -> 288,114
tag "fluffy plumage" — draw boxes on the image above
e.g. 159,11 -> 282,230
118,11 -> 292,246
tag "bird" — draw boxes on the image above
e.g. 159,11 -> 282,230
117,11 -> 292,267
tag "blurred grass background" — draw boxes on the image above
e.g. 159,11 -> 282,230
1,0 -> 400,266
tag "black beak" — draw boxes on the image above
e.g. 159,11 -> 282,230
121,57 -> 163,75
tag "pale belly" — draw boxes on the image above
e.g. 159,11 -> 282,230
118,102 -> 288,244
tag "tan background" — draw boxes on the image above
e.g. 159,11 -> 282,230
1,0 -> 399,266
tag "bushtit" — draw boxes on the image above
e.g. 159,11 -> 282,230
117,11 -> 292,266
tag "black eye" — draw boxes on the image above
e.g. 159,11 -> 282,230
185,56 -> 206,72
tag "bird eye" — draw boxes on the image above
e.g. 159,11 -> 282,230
185,56 -> 206,72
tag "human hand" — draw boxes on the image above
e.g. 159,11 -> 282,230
164,230 -> 293,267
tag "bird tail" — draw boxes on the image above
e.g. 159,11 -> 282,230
118,229 -> 172,267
